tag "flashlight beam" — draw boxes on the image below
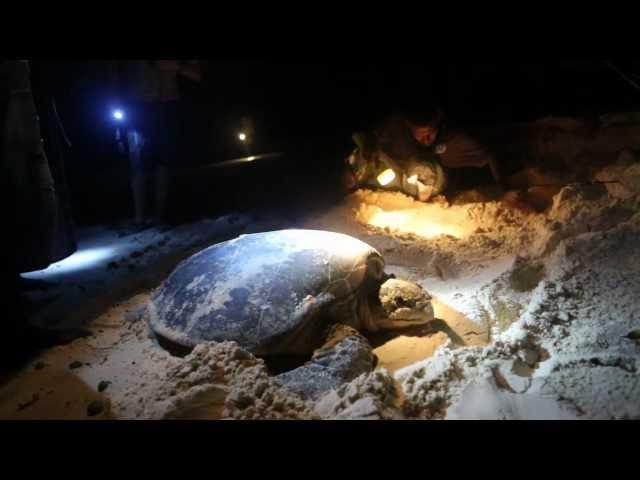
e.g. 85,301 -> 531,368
174,152 -> 286,175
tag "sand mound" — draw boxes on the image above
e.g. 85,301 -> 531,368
4,157 -> 640,420
392,187 -> 640,419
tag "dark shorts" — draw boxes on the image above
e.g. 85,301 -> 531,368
438,131 -> 494,169
127,101 -> 181,171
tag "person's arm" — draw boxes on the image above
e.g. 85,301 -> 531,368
105,61 -> 126,149
177,61 -> 202,83
52,99 -> 71,148
487,153 -> 504,187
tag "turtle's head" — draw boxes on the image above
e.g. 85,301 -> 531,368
374,278 -> 435,330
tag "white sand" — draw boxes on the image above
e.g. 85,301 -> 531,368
2,155 -> 640,420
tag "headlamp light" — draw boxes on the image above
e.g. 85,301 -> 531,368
377,168 -> 396,186
112,109 -> 125,121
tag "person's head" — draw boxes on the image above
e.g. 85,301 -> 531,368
405,109 -> 443,146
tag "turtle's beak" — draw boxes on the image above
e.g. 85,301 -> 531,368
375,305 -> 435,330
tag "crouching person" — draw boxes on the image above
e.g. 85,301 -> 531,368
405,109 -> 503,189
342,118 -> 447,201
342,108 -> 502,201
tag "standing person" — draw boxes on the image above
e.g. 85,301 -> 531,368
30,60 -> 77,264
0,60 -> 42,356
111,60 -> 202,227
1,60 -> 58,273
0,60 -> 83,365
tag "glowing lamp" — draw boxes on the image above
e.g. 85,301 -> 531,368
112,109 -> 125,121
377,168 -> 396,186
238,132 -> 247,142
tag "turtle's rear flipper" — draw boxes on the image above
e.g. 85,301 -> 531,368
312,324 -> 363,358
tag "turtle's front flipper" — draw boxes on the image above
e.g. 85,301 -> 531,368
259,292 -> 338,356
311,324 -> 366,359
274,324 -> 375,400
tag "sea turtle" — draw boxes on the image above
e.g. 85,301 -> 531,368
147,229 -> 434,356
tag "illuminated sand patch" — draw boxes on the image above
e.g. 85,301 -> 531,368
352,190 -> 476,239
374,332 -> 450,374
364,209 -> 466,238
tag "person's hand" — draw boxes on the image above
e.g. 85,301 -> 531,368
341,170 -> 357,193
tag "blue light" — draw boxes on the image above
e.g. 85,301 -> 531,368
113,109 -> 124,121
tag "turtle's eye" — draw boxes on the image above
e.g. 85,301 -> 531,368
395,296 -> 406,307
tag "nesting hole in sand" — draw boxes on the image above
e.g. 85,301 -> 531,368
367,322 -> 441,350
369,298 -> 490,374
